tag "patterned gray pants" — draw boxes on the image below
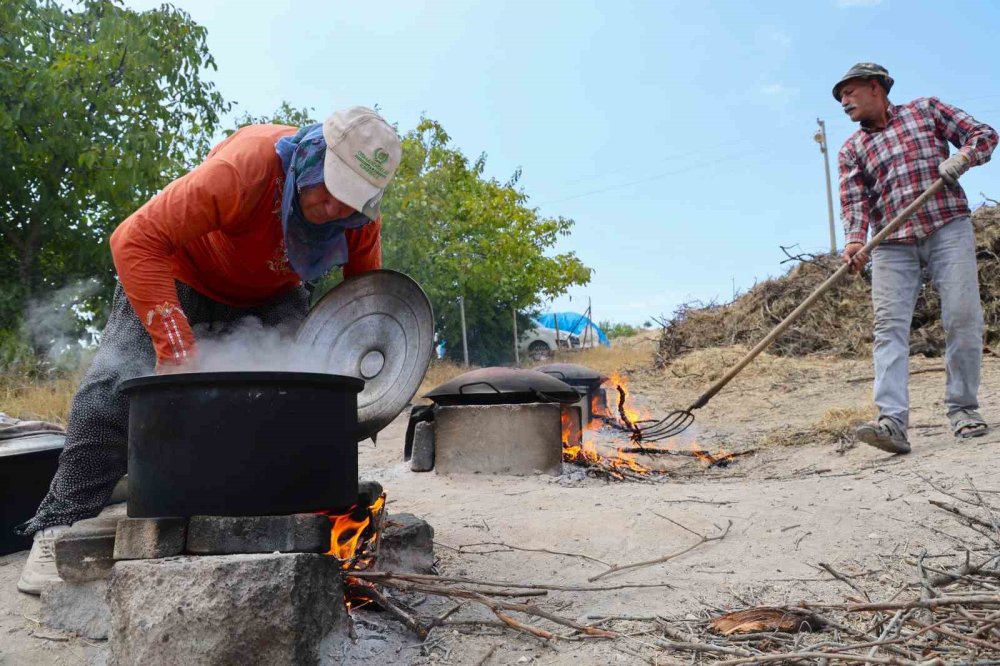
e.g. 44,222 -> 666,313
17,282 -> 309,535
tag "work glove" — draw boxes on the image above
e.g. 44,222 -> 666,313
939,153 -> 970,186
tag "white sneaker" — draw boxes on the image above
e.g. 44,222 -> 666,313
16,525 -> 70,595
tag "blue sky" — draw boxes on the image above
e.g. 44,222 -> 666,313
124,0 -> 1000,325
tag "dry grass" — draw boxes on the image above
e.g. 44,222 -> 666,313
414,337 -> 656,402
415,358 -> 473,401
657,345 -> 853,390
762,404 -> 876,448
0,371 -> 81,425
525,340 -> 654,377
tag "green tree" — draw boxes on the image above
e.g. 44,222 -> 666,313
598,320 -> 638,339
379,118 -> 591,365
0,0 -> 228,353
227,101 -> 316,135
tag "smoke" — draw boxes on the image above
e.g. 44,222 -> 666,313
185,316 -> 335,374
23,279 -> 103,367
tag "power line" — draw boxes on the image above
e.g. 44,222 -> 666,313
536,96 -> 1000,208
537,145 -> 781,206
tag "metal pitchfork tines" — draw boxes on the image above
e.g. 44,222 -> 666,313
633,179 -> 946,443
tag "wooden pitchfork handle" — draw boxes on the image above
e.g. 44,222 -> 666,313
687,178 -> 945,412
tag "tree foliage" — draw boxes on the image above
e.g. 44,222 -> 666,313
0,0 -> 228,348
227,101 -> 316,135
378,118 -> 592,365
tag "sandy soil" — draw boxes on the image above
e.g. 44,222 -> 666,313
2,353 -> 999,665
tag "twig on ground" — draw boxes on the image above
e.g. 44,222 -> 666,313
818,562 -> 872,601
589,520 -> 732,582
473,643 -> 498,666
457,541 -> 610,567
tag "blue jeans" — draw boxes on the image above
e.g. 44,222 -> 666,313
870,217 -> 983,431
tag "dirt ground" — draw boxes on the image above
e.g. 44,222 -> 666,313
2,351 -> 999,665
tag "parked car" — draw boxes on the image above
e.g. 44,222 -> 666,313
518,324 -> 578,360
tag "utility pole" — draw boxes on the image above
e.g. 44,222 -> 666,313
512,306 -> 520,365
458,295 -> 469,367
814,118 -> 837,254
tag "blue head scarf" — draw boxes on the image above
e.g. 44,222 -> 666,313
274,123 -> 371,281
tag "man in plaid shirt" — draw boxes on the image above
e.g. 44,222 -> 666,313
835,62 -> 997,454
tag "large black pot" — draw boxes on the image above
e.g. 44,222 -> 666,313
0,434 -> 64,555
120,371 -> 363,518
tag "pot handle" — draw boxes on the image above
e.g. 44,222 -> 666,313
458,381 -> 501,395
534,389 -> 582,405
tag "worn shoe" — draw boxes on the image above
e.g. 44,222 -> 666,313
16,525 -> 70,595
949,409 -> 989,440
855,417 -> 910,454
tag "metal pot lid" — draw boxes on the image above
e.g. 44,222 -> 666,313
534,363 -> 608,389
424,367 -> 580,406
0,433 -> 65,458
296,270 -> 434,441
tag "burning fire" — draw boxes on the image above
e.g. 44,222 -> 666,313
320,494 -> 387,611
575,371 -> 739,472
690,441 -> 736,467
606,371 -> 651,427
321,494 -> 386,569
562,407 -> 652,478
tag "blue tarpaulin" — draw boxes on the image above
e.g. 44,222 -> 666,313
535,312 -> 610,347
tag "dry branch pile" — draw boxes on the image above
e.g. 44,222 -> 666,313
657,204 -> 1000,366
343,483 -> 999,664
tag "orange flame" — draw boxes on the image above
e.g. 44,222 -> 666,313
690,441 -> 736,467
606,371 -> 651,425
562,405 -> 652,476
321,495 -> 386,569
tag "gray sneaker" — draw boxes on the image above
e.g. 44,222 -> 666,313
16,525 -> 69,595
855,418 -> 910,454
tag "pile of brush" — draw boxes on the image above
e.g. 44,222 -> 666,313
657,203 -> 1000,366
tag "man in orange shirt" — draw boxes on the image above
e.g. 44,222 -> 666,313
16,106 -> 401,594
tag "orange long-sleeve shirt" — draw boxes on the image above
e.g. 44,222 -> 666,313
109,124 -> 381,366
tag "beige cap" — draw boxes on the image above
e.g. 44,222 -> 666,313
322,107 -> 402,220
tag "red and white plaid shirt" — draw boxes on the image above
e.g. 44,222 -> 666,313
838,97 -> 997,245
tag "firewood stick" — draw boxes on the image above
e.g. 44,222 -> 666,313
589,520 -> 732,582
355,576 -> 616,639
492,609 -> 555,639
929,500 -> 999,537
906,616 -> 1000,652
457,541 -> 610,566
803,594 -> 1000,612
350,570 -> 674,592
473,644 -> 498,666
347,583 -> 429,639
713,652 -> 944,666
818,562 -> 872,601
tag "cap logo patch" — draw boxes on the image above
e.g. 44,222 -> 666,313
355,149 -> 390,179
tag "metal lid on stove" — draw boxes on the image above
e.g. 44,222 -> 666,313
296,270 -> 434,441
534,363 -> 608,389
424,367 -> 581,406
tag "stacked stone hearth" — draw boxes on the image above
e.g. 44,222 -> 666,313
41,482 -> 434,666
409,403 -> 583,476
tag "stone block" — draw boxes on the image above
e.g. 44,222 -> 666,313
186,514 -> 332,555
53,503 -> 128,582
377,513 -> 435,574
114,517 -> 187,560
357,480 -> 384,507
42,579 -> 110,640
108,553 -> 348,666
410,421 -> 435,472
433,403 -> 563,476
